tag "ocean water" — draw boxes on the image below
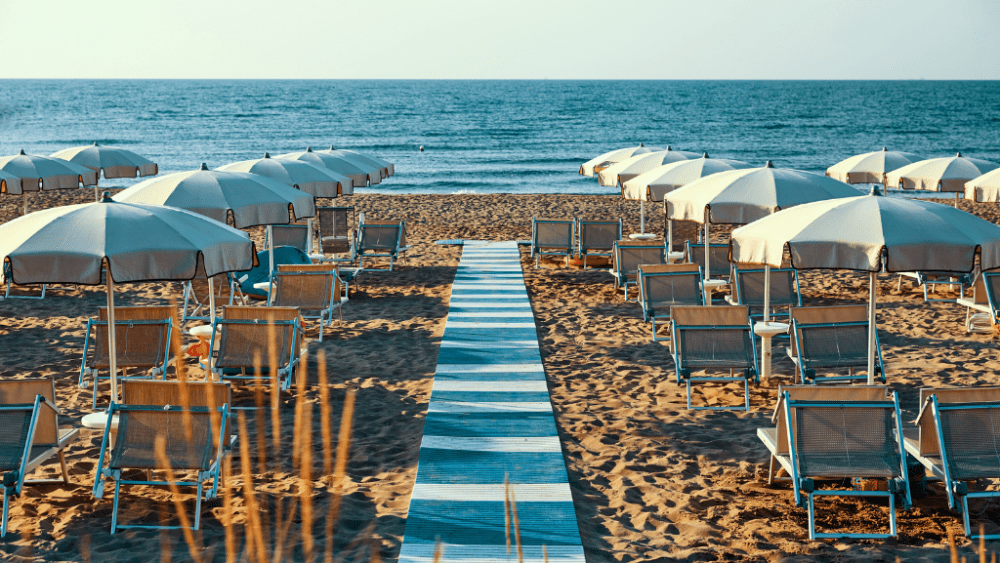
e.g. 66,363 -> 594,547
0,80 -> 997,194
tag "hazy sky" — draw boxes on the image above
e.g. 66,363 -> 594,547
1,0 -> 997,79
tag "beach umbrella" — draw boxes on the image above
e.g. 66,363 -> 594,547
964,168 -> 1000,202
0,194 -> 256,402
217,153 -> 348,198
50,142 -> 159,201
622,154 -> 751,240
579,144 -> 655,177
0,170 -> 23,197
113,163 -> 315,284
0,150 -> 99,214
826,147 -> 924,184
665,161 -> 859,286
730,190 -> 1000,383
597,147 -> 700,187
322,146 -> 394,178
275,147 -> 374,191
885,153 -> 999,196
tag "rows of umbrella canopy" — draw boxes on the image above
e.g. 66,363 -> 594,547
0,143 -> 394,402
580,144 -> 1000,384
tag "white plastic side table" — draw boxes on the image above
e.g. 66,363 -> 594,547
702,279 -> 728,306
668,251 -> 685,263
253,281 -> 273,293
628,233 -> 658,240
82,411 -> 119,430
753,321 -> 789,381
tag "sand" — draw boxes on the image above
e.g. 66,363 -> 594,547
2,190 -> 1000,561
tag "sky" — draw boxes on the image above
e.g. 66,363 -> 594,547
0,0 -> 997,80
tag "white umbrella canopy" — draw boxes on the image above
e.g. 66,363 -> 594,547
217,153 -> 348,198
597,147 -> 701,187
50,142 -> 158,180
579,144 -> 655,177
826,147 -> 925,184
275,147 -> 373,191
884,153 -> 999,193
0,195 -> 257,402
965,168 -> 1000,202
323,146 -> 393,178
730,192 -> 1000,383
112,163 -> 315,228
315,147 -> 384,184
622,154 -> 752,202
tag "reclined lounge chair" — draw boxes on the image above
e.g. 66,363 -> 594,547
356,219 -> 410,271
530,218 -> 575,268
269,264 -> 347,341
576,218 -> 622,268
957,272 -> 1000,333
209,306 -> 304,391
787,305 -> 885,385
726,265 -> 802,320
612,239 -> 667,301
637,263 -> 702,341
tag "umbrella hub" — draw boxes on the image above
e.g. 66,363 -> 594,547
870,185 -> 882,196
764,160 -> 774,168
100,191 -> 113,202
200,163 -> 210,171
263,152 -> 271,159
306,147 -> 313,152
18,149 -> 26,155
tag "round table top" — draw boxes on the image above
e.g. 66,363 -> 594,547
308,253 -> 325,261
753,321 -> 790,337
82,411 -> 120,430
188,324 -> 215,338
667,251 -> 686,261
628,233 -> 658,240
702,279 -> 728,289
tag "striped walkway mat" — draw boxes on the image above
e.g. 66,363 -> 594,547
398,241 -> 585,562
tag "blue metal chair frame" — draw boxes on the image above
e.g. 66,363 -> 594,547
0,397 -> 43,538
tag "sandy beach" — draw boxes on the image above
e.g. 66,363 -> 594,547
3,190 -> 1000,561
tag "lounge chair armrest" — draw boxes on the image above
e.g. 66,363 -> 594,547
914,396 -> 933,426
38,395 -> 61,417
770,394 -> 784,424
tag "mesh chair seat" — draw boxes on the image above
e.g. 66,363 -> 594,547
356,221 -> 408,270
613,241 -> 667,300
731,267 -> 801,315
677,328 -> 756,370
531,218 -> 575,268
577,219 -> 622,268
0,408 -> 33,472
938,406 -> 1000,481
686,241 -> 731,279
795,405 -> 901,478
111,410 -> 215,471
269,224 -> 310,253
798,324 -> 869,370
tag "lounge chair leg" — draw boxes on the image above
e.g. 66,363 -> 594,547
111,478 -> 122,534
58,452 -> 70,484
1,487 -> 9,538
767,455 -> 777,485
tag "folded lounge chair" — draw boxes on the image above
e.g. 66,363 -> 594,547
786,305 -> 885,385
957,272 -> 1000,333
770,389 -> 910,539
267,223 -> 311,254
79,305 -> 175,409
725,265 -> 802,319
356,219 -> 410,271
669,305 -> 758,411
180,269 -> 239,325
530,218 -> 575,268
92,402 -> 229,533
268,265 -> 347,341
637,263 -> 703,341
576,218 -> 622,268
315,206 -> 356,264
612,239 -> 667,301
0,379 -> 79,537
209,306 -> 304,391
905,387 -> 1000,539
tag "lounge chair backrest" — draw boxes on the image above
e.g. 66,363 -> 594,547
982,272 -> 1000,309
121,379 -> 232,410
578,219 -> 622,253
639,263 -> 700,274
790,397 -> 901,479
687,242 -> 731,278
110,406 -> 217,471
614,241 -> 667,280
916,387 -> 1000,456
733,267 -> 800,308
773,385 -> 888,455
271,270 -> 338,310
271,224 -> 310,253
671,305 -> 755,375
639,264 -> 702,314
787,305 -> 868,357
533,219 -> 574,249
358,223 -> 403,252
931,399 -> 1000,481
366,220 -> 407,249
277,264 -> 339,273
670,304 -> 748,327
216,306 -> 300,369
318,207 -> 353,255
91,306 -> 175,370
0,379 -> 58,447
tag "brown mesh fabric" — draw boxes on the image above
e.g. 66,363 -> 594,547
736,269 -> 797,307
216,307 -> 298,370
579,221 -> 620,252
797,324 -> 869,370
110,410 -> 214,471
534,221 -> 573,249
90,306 -> 173,370
317,207 -> 351,240
671,305 -> 748,326
917,388 -> 1000,456
790,305 -> 867,325
121,380 -> 232,410
677,328 -> 754,370
641,272 -> 701,313
0,408 -> 33,472
690,244 -> 731,278
938,404 -> 1000,481
794,404 -> 900,478
0,380 -> 58,446
616,247 -> 666,280
272,272 -> 333,310
271,225 -> 309,252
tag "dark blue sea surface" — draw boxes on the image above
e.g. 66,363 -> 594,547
0,80 -> 997,194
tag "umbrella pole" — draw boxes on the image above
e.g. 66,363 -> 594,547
704,213 -> 710,279
95,186 -> 100,202
760,264 -> 772,380
207,276 -> 216,376
868,271 -> 876,385
22,193 -> 27,216
667,219 -> 673,254
106,274 -> 119,405
267,225 -> 275,284
307,218 -> 314,253
640,200 -> 645,234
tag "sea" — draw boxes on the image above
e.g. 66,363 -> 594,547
0,80 -> 997,195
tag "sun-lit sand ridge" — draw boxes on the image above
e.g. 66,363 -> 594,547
2,189 -> 1000,561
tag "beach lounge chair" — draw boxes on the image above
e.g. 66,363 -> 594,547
232,247 -> 312,301
180,269 -> 238,325
771,389 -> 910,539
356,219 -> 410,271
268,265 -> 347,341
209,306 -> 304,391
725,265 -> 802,319
684,240 -> 732,280
612,239 -> 667,301
1,262 -> 46,300
79,305 -> 175,409
904,387 -> 1000,538
530,218 -> 575,268
669,305 -> 758,411
786,305 -> 885,384
267,223 -> 310,253
0,379 -> 79,538
896,271 -> 970,303
92,402 -> 229,533
758,385 -> 888,485
637,263 -> 703,341
957,272 -> 1000,333
315,206 -> 356,264
576,218 -> 622,268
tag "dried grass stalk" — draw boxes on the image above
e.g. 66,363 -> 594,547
153,434 -> 203,563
